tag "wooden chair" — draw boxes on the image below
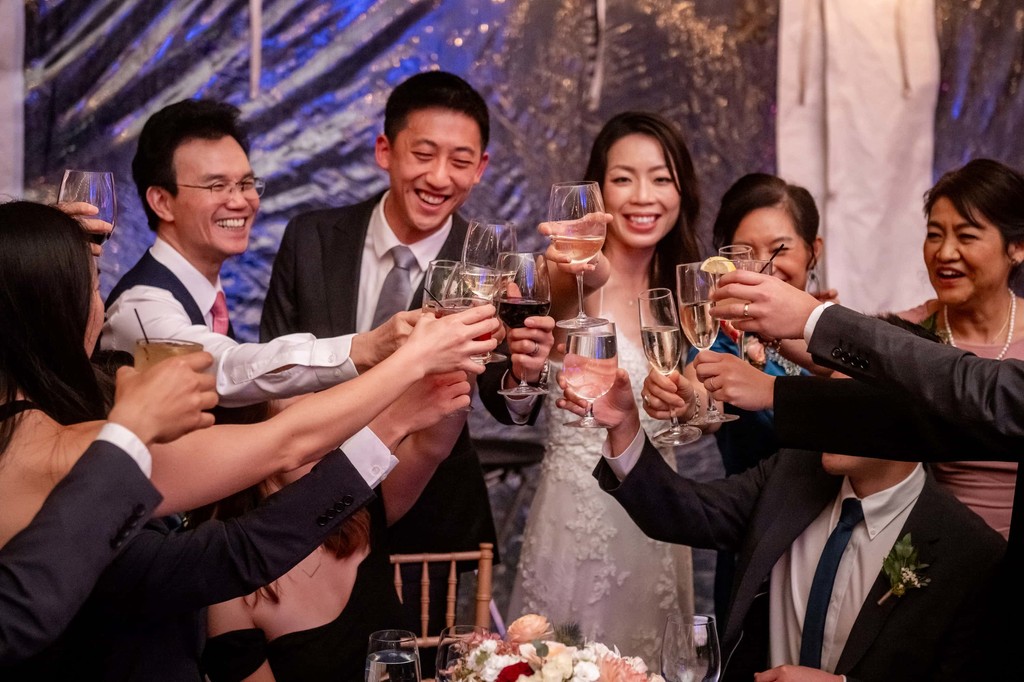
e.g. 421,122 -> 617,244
389,542 -> 493,647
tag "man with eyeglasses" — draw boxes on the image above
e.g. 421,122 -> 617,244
103,100 -> 411,421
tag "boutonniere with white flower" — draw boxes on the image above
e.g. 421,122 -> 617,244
877,533 -> 931,605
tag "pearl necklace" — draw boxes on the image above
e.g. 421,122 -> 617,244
942,288 -> 1017,360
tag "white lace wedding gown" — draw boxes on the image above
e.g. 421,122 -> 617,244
508,335 -> 694,663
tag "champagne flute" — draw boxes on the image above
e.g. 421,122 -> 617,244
676,263 -> 738,424
661,614 -> 720,682
365,629 -> 421,682
548,181 -> 608,329
639,288 -> 702,446
497,253 -> 552,396
435,625 -> 488,682
58,170 -> 117,245
463,218 -> 517,268
562,323 -> 618,428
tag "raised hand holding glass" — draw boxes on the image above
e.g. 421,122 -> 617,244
548,181 -> 608,329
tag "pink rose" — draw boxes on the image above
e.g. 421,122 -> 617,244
599,656 -> 649,682
506,614 -> 553,644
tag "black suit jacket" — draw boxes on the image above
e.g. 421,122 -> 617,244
594,442 -> 1005,682
261,194 -> 498,554
772,304 -> 1023,561
6,448 -> 374,681
0,441 -> 160,664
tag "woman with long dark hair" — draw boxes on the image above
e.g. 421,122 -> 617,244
511,112 -> 701,661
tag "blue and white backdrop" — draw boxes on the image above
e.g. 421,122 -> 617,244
2,0 -> 1023,339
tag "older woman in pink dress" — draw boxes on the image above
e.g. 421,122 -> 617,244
897,159 -> 1024,538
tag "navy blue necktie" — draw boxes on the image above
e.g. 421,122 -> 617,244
799,497 -> 865,669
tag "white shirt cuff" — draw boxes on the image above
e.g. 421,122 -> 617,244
341,426 -> 399,488
311,334 -> 359,384
96,422 -> 153,478
803,302 -> 835,343
602,426 -> 646,481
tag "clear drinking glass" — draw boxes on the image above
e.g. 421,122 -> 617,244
717,244 -> 753,260
435,625 -> 488,682
497,253 -> 552,396
447,262 -> 504,364
676,263 -> 738,425
365,629 -> 421,682
463,218 -> 517,268
562,323 -> 618,428
661,614 -> 720,682
638,288 -> 702,446
548,181 -> 608,329
58,170 -> 117,245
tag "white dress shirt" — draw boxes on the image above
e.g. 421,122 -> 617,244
96,422 -> 152,477
356,192 -> 453,333
103,238 -> 360,407
103,238 -> 396,482
769,464 -> 925,672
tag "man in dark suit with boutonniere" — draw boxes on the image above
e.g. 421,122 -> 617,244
557,367 -> 1005,681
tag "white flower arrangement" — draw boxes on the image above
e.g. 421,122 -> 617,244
446,615 -> 665,682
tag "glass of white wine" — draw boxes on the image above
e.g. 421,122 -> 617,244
676,262 -> 738,424
58,170 -> 117,244
548,181 -> 608,329
562,323 -> 618,428
365,629 -> 420,682
447,262 -> 504,364
639,288 -> 702,446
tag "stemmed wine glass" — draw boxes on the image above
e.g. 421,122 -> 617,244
463,218 -> 517,268
435,625 -> 488,682
661,614 -> 720,682
58,170 -> 117,245
422,259 -> 475,414
445,262 -> 503,365
497,252 -> 551,396
676,262 -> 738,424
638,288 -> 702,446
548,181 -> 607,329
562,323 -> 618,428
365,629 -> 421,682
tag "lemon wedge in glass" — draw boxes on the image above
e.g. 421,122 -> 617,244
699,256 -> 736,274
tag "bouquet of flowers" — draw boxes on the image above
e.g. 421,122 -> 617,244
445,614 -> 665,682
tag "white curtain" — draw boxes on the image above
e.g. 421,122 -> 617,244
0,1 -> 24,200
777,0 -> 938,313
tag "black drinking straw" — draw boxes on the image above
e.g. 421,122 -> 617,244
759,244 -> 786,273
134,309 -> 151,344
423,287 -> 447,308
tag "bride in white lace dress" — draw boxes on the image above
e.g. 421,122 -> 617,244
509,112 -> 703,662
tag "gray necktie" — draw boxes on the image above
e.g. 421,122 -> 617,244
371,245 -> 417,328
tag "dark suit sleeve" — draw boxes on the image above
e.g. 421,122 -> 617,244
260,216 -> 302,342
592,436 -> 775,552
773,375 -> 1020,461
0,441 -> 161,663
809,305 -> 1024,441
88,449 -> 375,615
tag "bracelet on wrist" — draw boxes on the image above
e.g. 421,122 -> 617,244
510,360 -> 549,386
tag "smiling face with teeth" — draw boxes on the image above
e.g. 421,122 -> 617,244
375,108 -> 489,244
148,136 -> 259,282
601,133 -> 683,255
923,196 -> 1024,310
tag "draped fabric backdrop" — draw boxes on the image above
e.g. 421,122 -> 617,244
17,0 -> 1024,339
1,2 -> 24,199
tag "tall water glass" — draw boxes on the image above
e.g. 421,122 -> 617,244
717,244 -> 752,261
548,181 -> 608,329
661,614 -> 720,682
58,170 -> 117,244
365,629 -> 420,682
562,323 -> 618,428
638,288 -> 701,446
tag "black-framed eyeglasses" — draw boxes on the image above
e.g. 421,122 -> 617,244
177,177 -> 266,198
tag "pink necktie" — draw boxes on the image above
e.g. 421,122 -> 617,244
211,290 -> 230,335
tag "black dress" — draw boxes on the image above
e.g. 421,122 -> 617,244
202,497 -> 412,682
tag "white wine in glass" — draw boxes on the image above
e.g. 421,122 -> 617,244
639,288 -> 702,447
548,181 -> 608,329
562,323 -> 618,428
676,262 -> 738,425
